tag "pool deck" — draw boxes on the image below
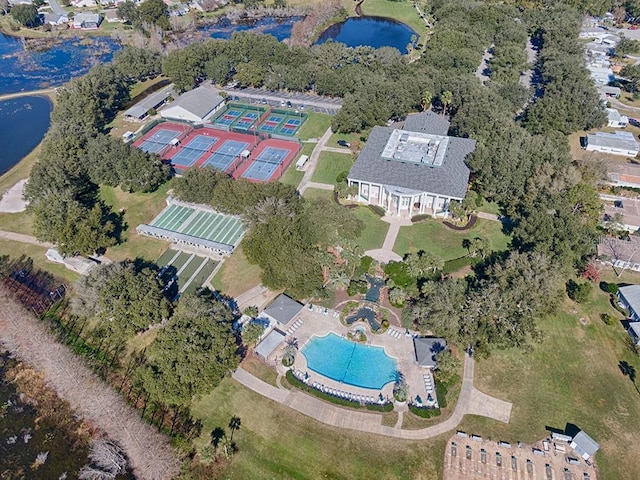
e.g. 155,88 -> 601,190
269,305 -> 434,404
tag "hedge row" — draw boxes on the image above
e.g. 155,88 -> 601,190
443,215 -> 478,231
368,205 -> 386,217
285,370 -> 393,412
408,404 -> 441,418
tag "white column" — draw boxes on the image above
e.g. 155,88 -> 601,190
420,193 -> 425,214
434,195 -> 439,215
409,196 -> 414,217
387,190 -> 392,212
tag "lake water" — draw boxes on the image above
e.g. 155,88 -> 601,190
0,96 -> 52,175
201,15 -> 302,42
316,16 -> 417,53
0,33 -> 120,96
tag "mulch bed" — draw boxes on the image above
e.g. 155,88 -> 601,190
442,214 -> 477,231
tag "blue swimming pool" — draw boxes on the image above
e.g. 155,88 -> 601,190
301,333 -> 397,390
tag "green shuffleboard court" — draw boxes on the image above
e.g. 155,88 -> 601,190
157,249 -> 218,296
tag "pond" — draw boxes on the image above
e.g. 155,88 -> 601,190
0,33 -> 121,96
201,16 -> 302,42
0,96 -> 52,175
316,16 -> 417,54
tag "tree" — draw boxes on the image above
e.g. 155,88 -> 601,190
439,90 -> 452,116
619,360 -> 639,394
114,47 -> 162,81
405,278 -> 465,337
11,4 -> 39,27
0,0 -> 9,15
566,279 -> 593,303
463,237 -> 490,259
241,321 -> 264,347
435,350 -> 460,384
117,0 -> 139,24
388,287 -> 407,307
228,416 -> 241,442
173,167 -> 225,204
139,291 -> 240,407
138,0 -> 169,29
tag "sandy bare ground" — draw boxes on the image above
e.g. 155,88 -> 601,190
0,288 -> 181,480
0,179 -> 28,213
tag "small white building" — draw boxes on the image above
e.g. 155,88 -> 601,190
569,430 -> 600,461
606,108 -> 629,128
585,131 -> 640,157
160,86 -> 225,124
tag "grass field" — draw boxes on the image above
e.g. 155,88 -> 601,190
353,206 -> 389,251
211,244 -> 261,298
393,218 -> 510,259
302,188 -> 334,201
99,184 -> 172,262
296,112 -> 332,141
459,269 -> 640,479
0,239 -> 79,284
328,130 -> 369,149
311,151 -> 353,185
359,0 -> 426,40
191,377 -> 447,480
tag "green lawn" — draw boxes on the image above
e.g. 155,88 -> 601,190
393,218 -> 510,259
460,271 -> 640,479
296,112 -> 332,141
359,0 -> 426,40
327,130 -> 369,149
302,188 -> 334,201
99,183 -> 172,262
0,239 -> 79,284
211,244 -> 262,298
311,151 -> 353,185
191,377 -> 447,480
353,206 -> 389,251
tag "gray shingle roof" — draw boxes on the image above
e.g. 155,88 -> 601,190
629,322 -> 640,339
124,87 -> 174,119
348,125 -> 475,199
571,431 -> 600,458
413,337 -> 447,368
403,111 -> 450,136
587,131 -> 639,151
262,294 -> 303,326
619,284 -> 640,316
168,86 -> 224,120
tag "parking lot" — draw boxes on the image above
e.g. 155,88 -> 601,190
444,433 -> 597,480
223,86 -> 343,115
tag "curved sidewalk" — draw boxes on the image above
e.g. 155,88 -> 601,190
232,353 -> 512,440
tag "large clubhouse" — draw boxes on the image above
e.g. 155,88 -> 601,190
347,112 -> 476,216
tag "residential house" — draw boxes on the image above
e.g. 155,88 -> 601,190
72,12 -> 102,29
159,85 -> 225,123
347,112 -> 476,217
618,284 -> 640,321
628,322 -> 640,346
606,108 -> 629,128
585,131 -> 640,157
607,162 -> 640,188
43,12 -> 69,25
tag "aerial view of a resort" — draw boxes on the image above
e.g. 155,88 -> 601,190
1,0 -> 640,478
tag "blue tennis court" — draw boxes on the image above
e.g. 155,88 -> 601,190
203,140 -> 249,170
171,135 -> 219,167
256,146 -> 290,165
139,128 -> 179,154
241,159 -> 279,181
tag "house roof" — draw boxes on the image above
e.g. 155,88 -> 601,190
571,431 -> 600,458
164,86 -> 224,120
629,322 -> 640,338
403,111 -> 450,136
600,86 -> 621,95
124,87 -> 174,119
619,284 -> 640,315
587,131 -> 639,151
74,12 -> 101,23
606,108 -> 627,123
413,337 -> 447,368
348,118 -> 475,199
254,329 -> 285,358
262,294 -> 303,326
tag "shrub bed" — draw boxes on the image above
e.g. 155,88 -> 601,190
411,214 -> 432,223
368,205 -> 386,217
443,215 -> 477,231
408,404 -> 441,418
286,370 -> 393,411
435,380 -> 448,408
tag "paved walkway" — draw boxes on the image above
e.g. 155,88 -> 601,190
0,88 -> 56,103
232,352 -> 512,439
298,127 -> 334,194
365,214 -> 412,263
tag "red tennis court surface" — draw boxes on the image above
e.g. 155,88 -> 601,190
233,138 -> 300,183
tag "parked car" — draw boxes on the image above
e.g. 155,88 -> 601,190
286,100 -> 292,108
234,96 -> 240,102
337,140 -> 351,148
299,104 -> 306,110
261,98 -> 267,104
280,100 -> 286,107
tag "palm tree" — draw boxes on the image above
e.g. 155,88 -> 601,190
439,90 -> 453,116
421,90 -> 433,111
228,416 -> 241,442
328,270 -> 350,290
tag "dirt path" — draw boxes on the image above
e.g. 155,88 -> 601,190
0,88 -> 56,102
0,289 -> 181,480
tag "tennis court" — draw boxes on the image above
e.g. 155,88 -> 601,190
156,249 -> 218,297
211,104 -> 266,130
170,135 -> 219,167
139,128 -> 180,154
203,140 -> 249,170
241,146 -> 292,182
257,111 -> 306,136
